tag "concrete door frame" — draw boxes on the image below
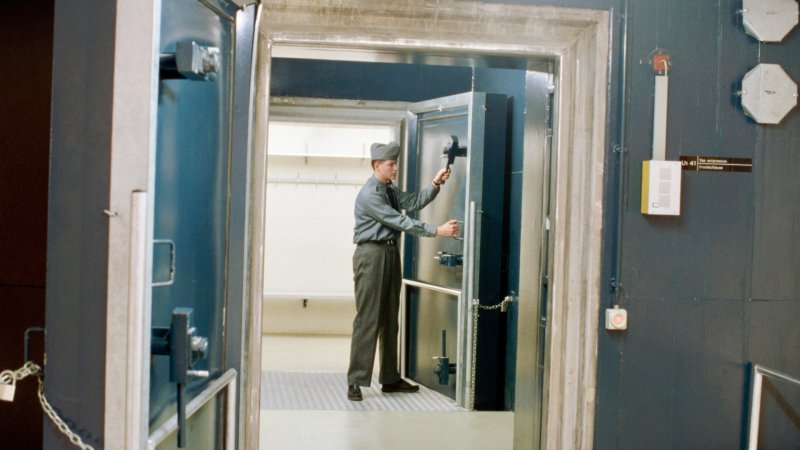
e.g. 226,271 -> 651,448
246,2 -> 609,449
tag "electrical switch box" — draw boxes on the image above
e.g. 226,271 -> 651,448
605,307 -> 628,331
641,160 -> 681,216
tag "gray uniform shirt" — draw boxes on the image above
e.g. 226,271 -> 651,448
353,175 -> 440,243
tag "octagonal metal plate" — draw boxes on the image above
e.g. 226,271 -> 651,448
741,63 -> 798,124
742,0 -> 799,42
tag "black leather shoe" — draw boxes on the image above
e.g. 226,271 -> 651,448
347,385 -> 362,401
381,379 -> 420,393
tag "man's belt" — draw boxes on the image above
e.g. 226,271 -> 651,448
358,239 -> 397,246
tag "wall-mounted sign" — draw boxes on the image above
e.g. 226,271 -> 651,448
679,156 -> 753,172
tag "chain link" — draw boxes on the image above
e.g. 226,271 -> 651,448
2,362 -> 94,450
2,361 -> 39,384
469,296 -> 514,410
476,296 -> 514,311
470,299 -> 479,410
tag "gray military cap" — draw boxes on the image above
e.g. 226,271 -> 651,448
370,141 -> 400,160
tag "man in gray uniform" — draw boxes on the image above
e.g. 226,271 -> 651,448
348,141 -> 458,401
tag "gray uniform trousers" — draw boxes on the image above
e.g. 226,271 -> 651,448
347,242 -> 402,387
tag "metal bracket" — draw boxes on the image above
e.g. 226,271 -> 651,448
159,41 -> 220,81
23,327 -> 45,364
648,48 -> 671,76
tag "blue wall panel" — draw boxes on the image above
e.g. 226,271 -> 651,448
622,0 -> 756,302
270,59 -> 473,102
746,301 -> 800,447
750,31 -> 800,300
590,0 -> 800,447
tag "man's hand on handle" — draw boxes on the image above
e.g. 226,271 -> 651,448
436,219 -> 459,238
432,168 -> 451,187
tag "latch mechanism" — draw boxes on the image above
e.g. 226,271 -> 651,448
432,329 -> 457,385
434,251 -> 463,267
151,307 -> 209,448
159,41 -> 220,81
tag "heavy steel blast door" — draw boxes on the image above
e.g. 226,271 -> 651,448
404,92 -> 507,410
147,2 -> 256,449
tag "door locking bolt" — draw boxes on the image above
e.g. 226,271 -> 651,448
432,330 -> 457,385
434,251 -> 463,267
151,307 -> 210,448
191,335 -> 209,360
159,41 -> 220,81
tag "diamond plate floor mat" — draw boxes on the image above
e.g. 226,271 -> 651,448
261,371 -> 464,412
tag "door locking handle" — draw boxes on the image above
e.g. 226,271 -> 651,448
151,307 -> 209,448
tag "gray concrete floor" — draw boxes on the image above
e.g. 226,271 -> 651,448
259,334 -> 514,450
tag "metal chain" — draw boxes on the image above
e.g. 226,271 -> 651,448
470,299 -> 479,410
476,296 -> 514,311
1,361 -> 39,383
2,362 -> 94,450
469,296 -> 514,410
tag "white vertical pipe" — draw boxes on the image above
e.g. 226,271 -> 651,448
652,74 -> 669,161
127,191 -> 149,449
748,370 -> 763,450
226,373 -> 238,450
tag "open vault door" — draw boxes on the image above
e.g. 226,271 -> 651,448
403,92 -> 507,410
144,2 -> 257,449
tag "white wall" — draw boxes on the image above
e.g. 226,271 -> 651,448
262,121 -> 394,334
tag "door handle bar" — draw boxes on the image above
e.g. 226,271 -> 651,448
402,279 -> 461,297
152,239 -> 176,287
452,220 -> 465,241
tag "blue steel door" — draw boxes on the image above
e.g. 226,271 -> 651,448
404,92 -> 507,409
149,1 -> 255,448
